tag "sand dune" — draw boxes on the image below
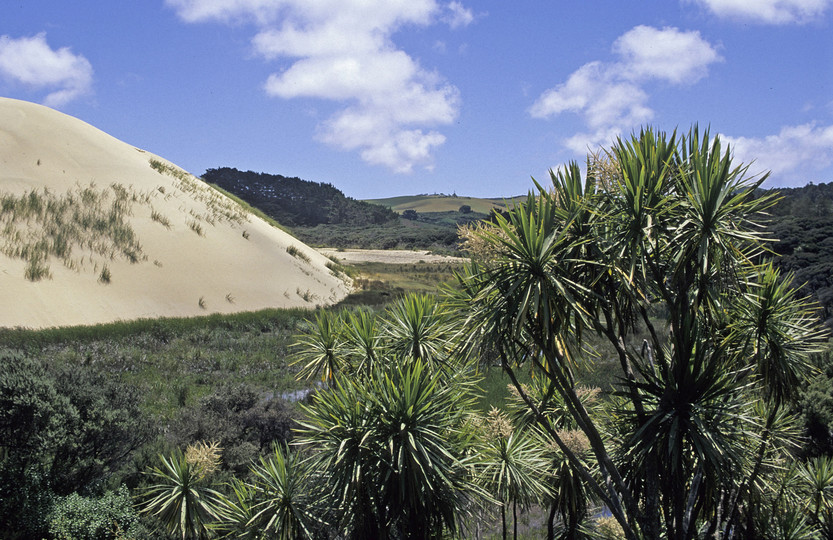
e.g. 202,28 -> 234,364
0,97 -> 350,329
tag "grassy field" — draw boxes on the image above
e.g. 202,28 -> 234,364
364,193 -> 525,214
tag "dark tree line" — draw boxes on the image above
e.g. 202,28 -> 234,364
202,167 -> 399,227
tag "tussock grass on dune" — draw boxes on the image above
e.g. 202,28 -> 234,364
0,159 -> 257,282
0,183 -> 147,281
149,158 -> 249,227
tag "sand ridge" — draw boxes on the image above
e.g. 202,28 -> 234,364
0,97 -> 350,329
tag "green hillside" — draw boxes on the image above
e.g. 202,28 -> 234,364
364,194 -> 524,214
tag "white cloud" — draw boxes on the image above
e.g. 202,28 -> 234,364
0,33 -> 92,107
168,0 -> 467,173
723,123 -> 833,185
688,0 -> 832,24
443,2 -> 474,28
165,0 -> 284,24
530,26 -> 720,154
612,26 -> 720,84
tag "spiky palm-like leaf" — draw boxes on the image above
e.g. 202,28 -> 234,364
341,308 -> 381,377
727,263 -> 827,405
299,358 -> 482,539
382,293 -> 455,367
139,450 -> 222,539
477,424 -> 551,540
247,444 -> 318,540
291,310 -> 344,387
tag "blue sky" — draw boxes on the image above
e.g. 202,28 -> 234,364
2,1 -> 832,199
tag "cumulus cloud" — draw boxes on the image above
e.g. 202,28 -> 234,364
530,26 -> 721,153
688,0 -> 832,24
723,123 -> 833,185
168,0 -> 471,172
0,33 -> 92,107
612,25 -> 721,84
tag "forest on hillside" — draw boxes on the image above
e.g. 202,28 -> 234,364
203,167 -> 480,251
765,182 -> 833,327
202,167 -> 399,228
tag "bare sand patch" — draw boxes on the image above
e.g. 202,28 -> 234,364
317,248 -> 466,264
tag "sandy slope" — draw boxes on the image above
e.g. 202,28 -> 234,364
0,97 -> 350,329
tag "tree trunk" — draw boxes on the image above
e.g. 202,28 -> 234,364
548,502 -> 557,540
513,499 -> 518,540
502,502 -> 507,540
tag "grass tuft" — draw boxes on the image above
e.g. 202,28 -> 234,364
150,208 -> 172,229
286,245 -> 311,264
187,219 -> 204,237
99,264 -> 111,284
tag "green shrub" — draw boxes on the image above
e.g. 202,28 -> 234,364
47,486 -> 147,540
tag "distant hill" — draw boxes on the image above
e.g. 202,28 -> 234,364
203,170 -> 508,251
764,182 -> 833,327
364,194 -> 524,214
202,168 -> 398,227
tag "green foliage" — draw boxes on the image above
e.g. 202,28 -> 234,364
46,485 -> 147,540
0,351 -> 150,536
291,310 -> 344,387
246,445 -> 319,539
801,349 -> 833,455
0,351 -> 71,538
765,182 -> 833,328
46,363 -> 150,495
339,261 -> 464,308
364,193 -> 523,214
454,126 -> 829,539
169,383 -> 299,476
382,293 -> 455,366
292,221 -> 461,250
139,449 -> 223,539
299,358 -> 481,538
290,293 -> 485,537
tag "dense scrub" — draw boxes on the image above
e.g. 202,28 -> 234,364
765,182 -> 833,327
202,167 -> 398,228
